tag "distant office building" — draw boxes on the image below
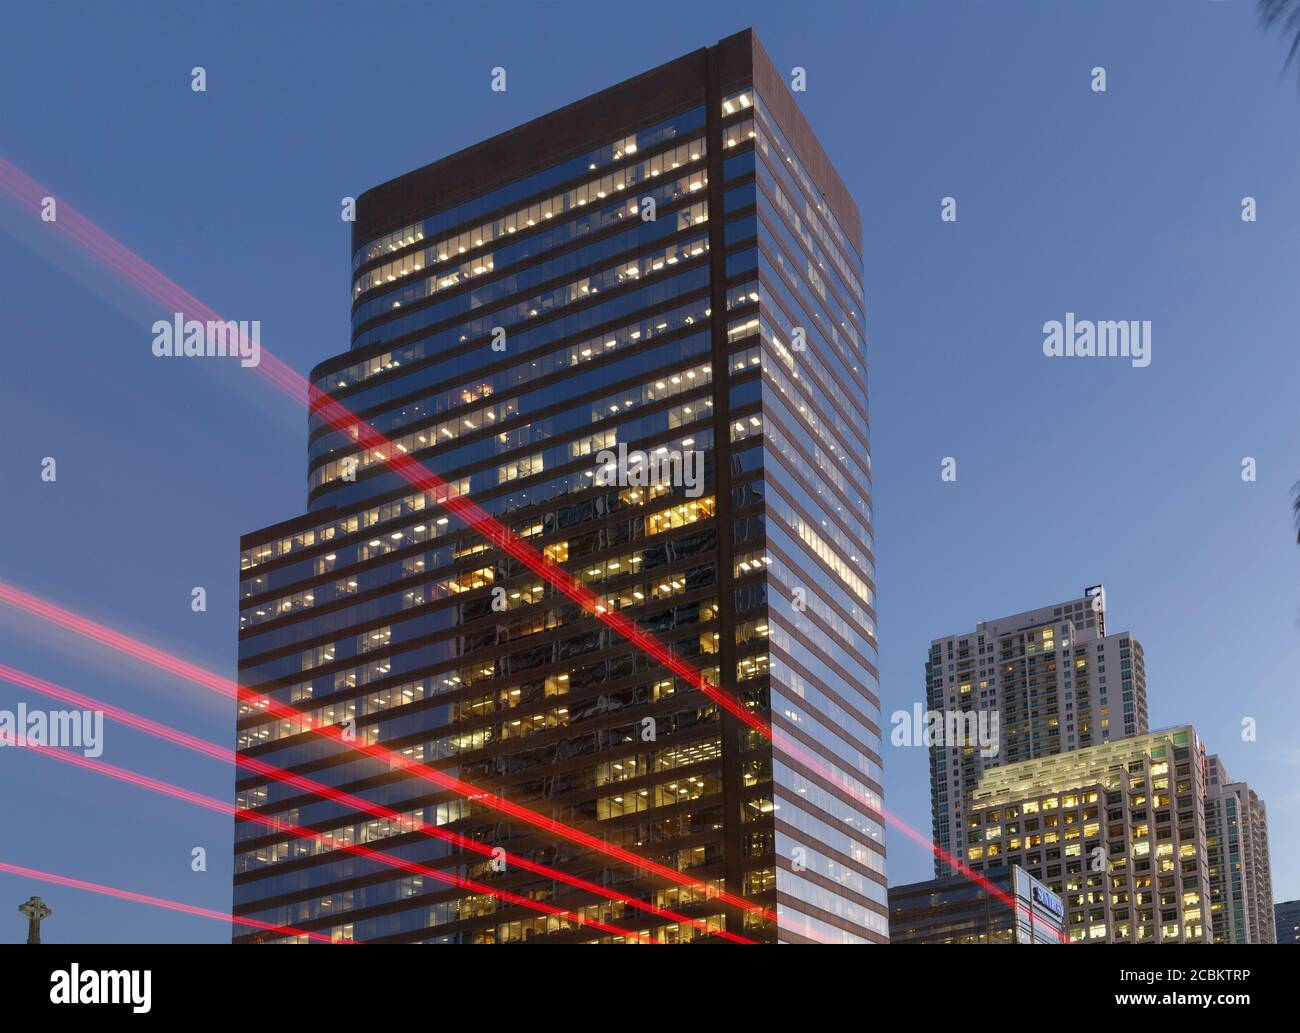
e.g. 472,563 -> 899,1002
889,863 -> 1064,944
1275,900 -> 1300,944
235,29 -> 883,943
926,586 -> 1149,873
965,726 -> 1210,943
1205,756 -> 1275,943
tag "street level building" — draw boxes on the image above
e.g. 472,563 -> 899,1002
889,864 -> 1064,944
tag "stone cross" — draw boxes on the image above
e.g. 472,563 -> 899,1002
18,896 -> 51,944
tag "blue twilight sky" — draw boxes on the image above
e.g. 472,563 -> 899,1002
1,1 -> 1297,943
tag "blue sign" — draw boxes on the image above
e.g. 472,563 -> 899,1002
1032,883 -> 1065,920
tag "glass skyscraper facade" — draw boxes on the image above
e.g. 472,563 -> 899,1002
234,30 -> 883,943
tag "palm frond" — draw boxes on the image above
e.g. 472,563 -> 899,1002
1259,0 -> 1300,85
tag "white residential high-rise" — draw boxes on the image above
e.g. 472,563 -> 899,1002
926,586 -> 1149,874
1205,755 -> 1276,943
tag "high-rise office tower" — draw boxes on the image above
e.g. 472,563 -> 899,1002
926,586 -> 1149,873
234,30 -> 883,943
965,726 -> 1211,943
1205,756 -> 1275,943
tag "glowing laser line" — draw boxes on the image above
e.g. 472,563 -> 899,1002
0,858 -> 338,943
0,662 -> 755,943
0,160 -> 782,925
15,741 -> 653,943
0,579 -> 777,927
0,159 -> 1054,941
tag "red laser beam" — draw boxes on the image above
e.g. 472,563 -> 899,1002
0,858 -> 338,943
0,158 -> 1057,941
0,606 -> 1061,949
0,580 -> 781,932
0,156 -> 783,925
12,740 -> 653,943
0,662 -> 755,943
